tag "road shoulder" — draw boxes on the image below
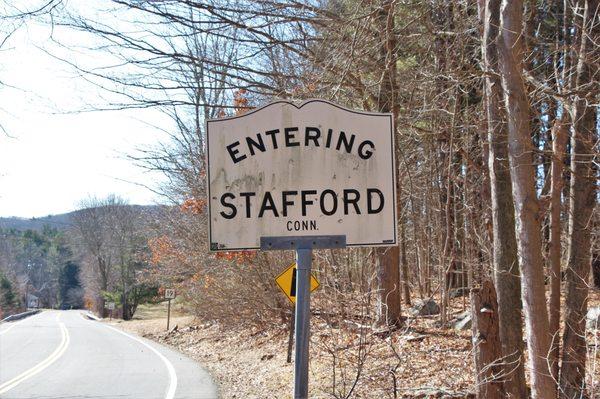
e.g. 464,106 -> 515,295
99,315 -> 219,399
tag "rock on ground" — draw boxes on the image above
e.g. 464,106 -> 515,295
410,299 -> 440,316
587,307 -> 600,330
451,311 -> 471,331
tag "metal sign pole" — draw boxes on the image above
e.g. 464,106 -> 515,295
167,299 -> 171,331
294,248 -> 311,399
261,235 -> 345,399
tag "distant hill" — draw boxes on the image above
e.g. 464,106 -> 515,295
0,205 -> 163,231
0,212 -> 77,231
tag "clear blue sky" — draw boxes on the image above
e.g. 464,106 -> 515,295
0,10 -> 170,218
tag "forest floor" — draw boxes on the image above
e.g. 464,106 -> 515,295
106,292 -> 600,399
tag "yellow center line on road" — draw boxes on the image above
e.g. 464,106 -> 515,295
0,313 -> 70,395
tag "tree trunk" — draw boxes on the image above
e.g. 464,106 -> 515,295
559,3 -> 598,396
471,280 -> 505,399
560,96 -> 596,399
375,0 -> 402,327
481,0 -> 528,396
548,117 -> 568,383
497,1 -> 557,397
400,221 -> 411,305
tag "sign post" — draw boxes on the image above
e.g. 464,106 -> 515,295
262,235 -> 345,398
107,302 -> 115,320
207,100 -> 397,398
294,247 -> 311,398
167,300 -> 171,330
164,289 -> 176,330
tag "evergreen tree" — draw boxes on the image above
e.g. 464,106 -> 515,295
58,261 -> 83,309
0,271 -> 19,313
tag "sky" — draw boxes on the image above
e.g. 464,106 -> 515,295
0,8 -> 170,218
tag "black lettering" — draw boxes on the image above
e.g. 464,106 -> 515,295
287,221 -> 293,231
294,221 -> 301,230
246,134 -> 266,156
358,140 -> 375,160
325,128 -> 333,148
281,191 -> 297,217
336,131 -> 355,153
302,220 -> 309,230
310,220 -> 317,230
265,129 -> 280,149
305,127 -> 321,146
239,192 -> 255,218
226,141 -> 247,164
343,189 -> 361,214
290,268 -> 297,297
367,188 -> 385,214
300,190 -> 317,216
258,192 -> 279,217
320,189 -> 338,216
219,193 -> 237,219
285,127 -> 300,147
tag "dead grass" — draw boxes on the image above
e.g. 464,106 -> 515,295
104,291 -> 600,399
108,299 -> 475,398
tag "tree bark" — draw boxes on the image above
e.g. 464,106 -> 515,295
559,2 -> 599,396
548,117 -> 568,383
471,280 -> 505,399
497,1 -> 557,397
375,0 -> 402,327
400,221 -> 411,305
481,0 -> 528,396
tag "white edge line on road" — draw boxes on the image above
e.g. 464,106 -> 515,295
0,317 -> 70,394
102,323 -> 178,399
0,311 -> 42,336
0,318 -> 27,336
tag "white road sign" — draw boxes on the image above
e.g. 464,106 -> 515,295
107,302 -> 115,310
164,289 -> 176,299
207,99 -> 397,251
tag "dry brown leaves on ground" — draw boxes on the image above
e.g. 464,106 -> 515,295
108,292 -> 600,398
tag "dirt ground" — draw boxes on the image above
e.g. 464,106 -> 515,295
107,293 -> 600,399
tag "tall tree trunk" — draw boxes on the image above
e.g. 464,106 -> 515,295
548,117 -> 568,383
481,0 -> 528,396
441,137 -> 456,326
400,221 -> 411,305
471,280 -> 506,399
560,94 -> 596,399
559,2 -> 599,396
497,1 -> 557,397
375,0 -> 402,327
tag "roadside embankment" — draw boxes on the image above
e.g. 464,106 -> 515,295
1,309 -> 41,323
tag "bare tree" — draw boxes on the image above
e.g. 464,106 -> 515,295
498,0 -> 556,397
0,0 -> 63,134
70,196 -> 116,315
560,1 -> 599,396
480,0 -> 527,396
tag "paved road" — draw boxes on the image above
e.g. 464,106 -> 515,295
0,310 -> 218,399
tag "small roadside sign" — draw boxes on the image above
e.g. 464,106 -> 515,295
164,289 -> 176,330
107,302 -> 115,310
275,263 -> 320,304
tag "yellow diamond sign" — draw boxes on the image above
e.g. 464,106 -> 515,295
275,263 -> 320,304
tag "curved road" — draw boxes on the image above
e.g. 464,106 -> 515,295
0,310 -> 218,399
